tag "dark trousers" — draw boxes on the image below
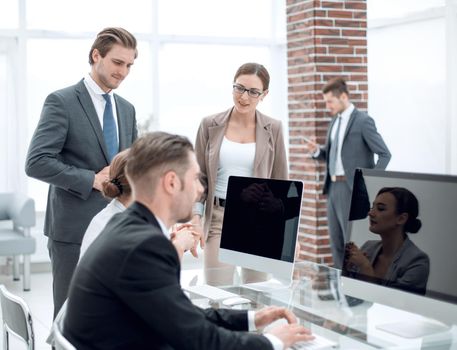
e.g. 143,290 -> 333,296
47,238 -> 81,318
327,181 -> 352,269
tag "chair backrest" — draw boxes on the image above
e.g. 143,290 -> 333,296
0,193 -> 36,228
0,284 -> 34,350
53,302 -> 76,350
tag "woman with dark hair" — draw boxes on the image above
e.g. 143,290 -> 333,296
345,187 -> 430,294
193,62 -> 288,286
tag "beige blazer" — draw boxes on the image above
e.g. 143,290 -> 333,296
194,107 -> 289,238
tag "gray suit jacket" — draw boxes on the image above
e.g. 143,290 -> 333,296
314,108 -> 391,193
361,237 -> 430,294
25,79 -> 137,244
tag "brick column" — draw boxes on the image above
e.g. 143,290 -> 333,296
286,0 -> 367,265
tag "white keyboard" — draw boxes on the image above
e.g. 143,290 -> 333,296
288,333 -> 338,350
183,284 -> 238,301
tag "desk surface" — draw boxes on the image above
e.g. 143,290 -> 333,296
182,261 -> 457,350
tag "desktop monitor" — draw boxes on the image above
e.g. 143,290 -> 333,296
219,176 -> 303,286
342,168 -> 457,327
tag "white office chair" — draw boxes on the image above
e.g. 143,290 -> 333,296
0,284 -> 35,350
0,193 -> 36,291
51,301 -> 76,350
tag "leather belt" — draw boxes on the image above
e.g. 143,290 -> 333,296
331,175 -> 346,182
214,197 -> 226,207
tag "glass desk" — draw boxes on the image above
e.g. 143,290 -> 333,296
181,262 -> 457,349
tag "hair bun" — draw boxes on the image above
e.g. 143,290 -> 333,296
102,179 -> 122,199
407,218 -> 422,234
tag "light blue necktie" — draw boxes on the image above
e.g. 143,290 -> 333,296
328,116 -> 342,176
102,94 -> 118,162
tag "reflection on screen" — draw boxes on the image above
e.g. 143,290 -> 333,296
220,176 -> 302,262
343,169 -> 457,305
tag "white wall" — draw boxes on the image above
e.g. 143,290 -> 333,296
367,1 -> 457,176
368,16 -> 446,174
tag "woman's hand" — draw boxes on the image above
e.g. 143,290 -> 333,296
345,242 -> 372,274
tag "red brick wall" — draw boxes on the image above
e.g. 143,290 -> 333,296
286,0 -> 368,265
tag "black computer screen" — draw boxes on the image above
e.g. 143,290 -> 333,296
220,176 -> 303,263
343,169 -> 457,305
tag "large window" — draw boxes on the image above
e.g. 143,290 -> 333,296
0,0 -> 287,211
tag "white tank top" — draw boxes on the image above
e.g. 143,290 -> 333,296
214,137 -> 255,199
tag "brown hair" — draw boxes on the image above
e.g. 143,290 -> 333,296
102,149 -> 131,199
89,27 -> 138,65
322,77 -> 349,97
126,132 -> 194,194
233,63 -> 270,90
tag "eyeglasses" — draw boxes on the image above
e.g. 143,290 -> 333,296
232,84 -> 263,98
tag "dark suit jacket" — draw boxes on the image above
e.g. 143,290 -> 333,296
64,202 -> 273,350
25,79 -> 137,244
314,108 -> 391,194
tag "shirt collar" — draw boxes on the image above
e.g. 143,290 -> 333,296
84,73 -> 113,98
340,103 -> 354,121
155,216 -> 170,239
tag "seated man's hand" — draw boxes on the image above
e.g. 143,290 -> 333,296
171,224 -> 200,258
254,306 -> 297,329
267,323 -> 313,349
190,215 -> 205,249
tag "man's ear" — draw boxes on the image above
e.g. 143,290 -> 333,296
163,171 -> 178,195
92,48 -> 101,63
341,92 -> 349,102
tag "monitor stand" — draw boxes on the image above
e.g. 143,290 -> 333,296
376,319 -> 450,339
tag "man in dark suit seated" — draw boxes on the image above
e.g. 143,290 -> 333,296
64,131 -> 313,350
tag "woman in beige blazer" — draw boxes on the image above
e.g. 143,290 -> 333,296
193,63 -> 288,286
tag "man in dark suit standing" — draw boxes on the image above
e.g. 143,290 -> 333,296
65,132 -> 313,350
306,78 -> 391,268
25,27 -> 138,317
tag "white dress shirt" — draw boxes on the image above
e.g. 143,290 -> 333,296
83,73 -> 119,140
330,103 -> 354,176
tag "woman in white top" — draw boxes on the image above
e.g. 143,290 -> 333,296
193,63 -> 289,286
80,149 -> 132,257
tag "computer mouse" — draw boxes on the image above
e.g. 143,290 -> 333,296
222,297 -> 251,306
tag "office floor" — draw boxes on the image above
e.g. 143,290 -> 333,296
0,249 -> 204,349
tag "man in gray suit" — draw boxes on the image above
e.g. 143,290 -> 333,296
306,78 -> 391,268
25,27 -> 138,317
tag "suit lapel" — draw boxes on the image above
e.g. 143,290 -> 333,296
207,110 -> 230,181
253,111 -> 272,172
326,117 -> 338,155
343,108 -> 358,142
75,80 -> 110,163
